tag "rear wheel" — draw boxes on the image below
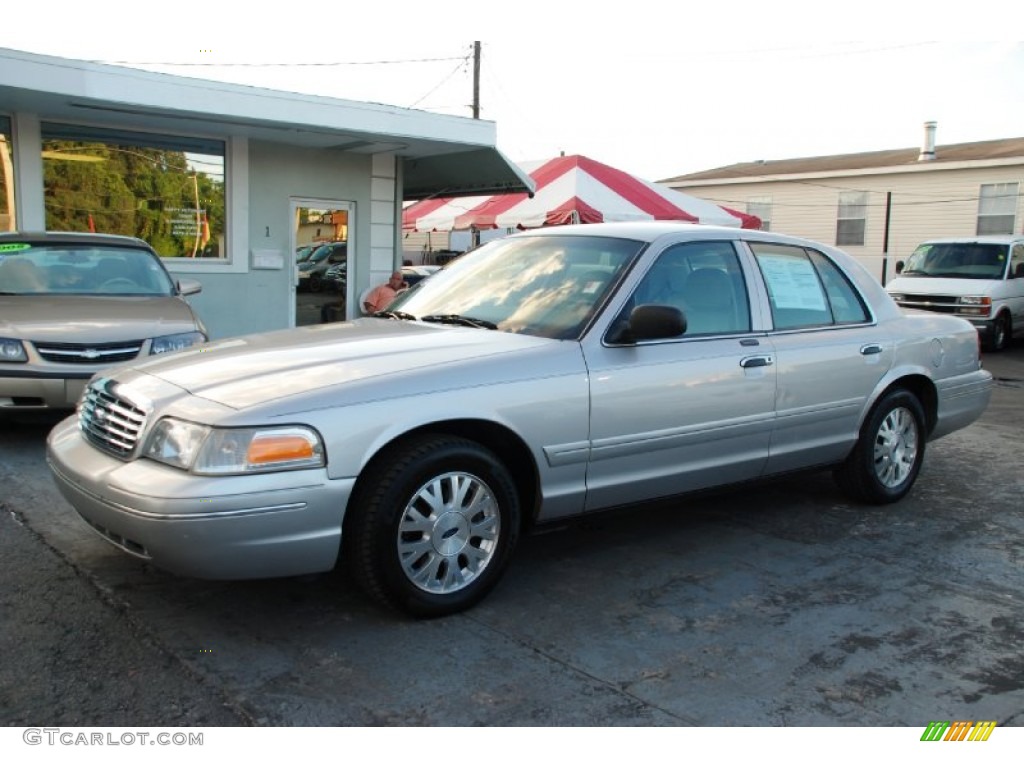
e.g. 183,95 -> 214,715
345,434 -> 520,618
834,388 -> 926,504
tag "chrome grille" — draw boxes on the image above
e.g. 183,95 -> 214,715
35,340 -> 144,364
79,381 -> 148,458
893,294 -> 960,314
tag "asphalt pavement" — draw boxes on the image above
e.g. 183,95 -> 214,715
1,341 -> 1022,728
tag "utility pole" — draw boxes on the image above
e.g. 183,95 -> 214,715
471,41 -> 482,249
472,41 -> 481,119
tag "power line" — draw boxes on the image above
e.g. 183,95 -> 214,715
96,55 -> 467,68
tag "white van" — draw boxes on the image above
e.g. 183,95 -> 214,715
886,236 -> 1024,351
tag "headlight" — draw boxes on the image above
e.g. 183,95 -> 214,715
143,418 -> 325,475
0,338 -> 28,362
958,296 -> 991,316
150,331 -> 206,356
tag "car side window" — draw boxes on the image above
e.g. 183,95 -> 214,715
750,242 -> 868,329
631,242 -> 751,336
807,250 -> 870,323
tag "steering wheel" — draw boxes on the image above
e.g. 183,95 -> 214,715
99,278 -> 138,291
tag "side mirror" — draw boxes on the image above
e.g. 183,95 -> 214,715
177,278 -> 202,296
895,260 -> 905,274
608,304 -> 686,344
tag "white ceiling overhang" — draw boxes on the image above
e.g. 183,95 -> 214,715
0,47 -> 534,200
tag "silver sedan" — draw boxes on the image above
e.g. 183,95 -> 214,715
46,222 -> 993,617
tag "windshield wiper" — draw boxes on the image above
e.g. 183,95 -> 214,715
373,310 -> 418,321
420,314 -> 498,330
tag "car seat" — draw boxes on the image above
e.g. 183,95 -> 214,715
0,258 -> 47,292
680,268 -> 739,334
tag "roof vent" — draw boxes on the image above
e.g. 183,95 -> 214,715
918,121 -> 937,161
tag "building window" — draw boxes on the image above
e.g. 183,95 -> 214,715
747,197 -> 772,231
41,124 -> 225,260
836,191 -> 867,246
977,183 -> 1018,236
0,115 -> 13,232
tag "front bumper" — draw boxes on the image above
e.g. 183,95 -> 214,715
0,372 -> 89,410
965,316 -> 999,343
46,416 -> 354,580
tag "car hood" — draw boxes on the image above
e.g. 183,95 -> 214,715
125,319 -> 566,411
886,276 -> 1001,294
0,295 -> 200,342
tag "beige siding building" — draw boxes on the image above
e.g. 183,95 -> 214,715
661,124 -> 1024,283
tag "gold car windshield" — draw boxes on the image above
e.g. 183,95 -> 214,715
389,235 -> 644,340
0,243 -> 176,296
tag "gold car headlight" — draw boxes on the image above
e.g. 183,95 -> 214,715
143,418 -> 325,475
0,338 -> 28,362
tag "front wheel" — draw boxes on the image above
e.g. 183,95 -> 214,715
834,388 -> 926,505
345,435 -> 521,618
985,313 -> 1011,352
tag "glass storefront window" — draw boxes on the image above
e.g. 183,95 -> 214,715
1,116 -> 13,232
41,124 -> 225,260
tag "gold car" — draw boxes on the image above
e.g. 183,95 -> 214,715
0,232 -> 207,412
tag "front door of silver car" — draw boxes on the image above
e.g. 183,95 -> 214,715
583,240 -> 776,510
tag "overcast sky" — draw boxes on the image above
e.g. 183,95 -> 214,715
4,2 -> 1023,182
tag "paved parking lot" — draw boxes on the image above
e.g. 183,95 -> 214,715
1,342 -> 1022,727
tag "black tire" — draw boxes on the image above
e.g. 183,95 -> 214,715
309,275 -> 323,293
985,313 -> 1011,352
345,434 -> 521,618
834,388 -> 926,505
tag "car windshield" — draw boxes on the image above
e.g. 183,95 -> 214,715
305,244 -> 344,264
388,234 -> 643,339
0,243 -> 176,296
901,242 -> 1009,280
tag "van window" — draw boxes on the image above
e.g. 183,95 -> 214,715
901,242 -> 1008,281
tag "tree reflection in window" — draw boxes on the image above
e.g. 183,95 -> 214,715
41,126 -> 225,259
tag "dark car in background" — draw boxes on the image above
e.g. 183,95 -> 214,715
297,242 -> 347,292
0,231 -> 207,413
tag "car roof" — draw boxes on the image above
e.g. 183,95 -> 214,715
917,235 -> 1024,245
0,231 -> 155,249
504,220 -> 844,253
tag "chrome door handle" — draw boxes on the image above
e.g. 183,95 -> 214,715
740,355 -> 774,368
860,344 -> 883,355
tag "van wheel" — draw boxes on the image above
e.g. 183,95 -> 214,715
345,435 -> 520,618
834,388 -> 925,505
985,313 -> 1010,352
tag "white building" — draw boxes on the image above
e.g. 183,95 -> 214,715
661,123 -> 1024,283
0,48 -> 531,337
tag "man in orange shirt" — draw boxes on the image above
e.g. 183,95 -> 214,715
362,270 -> 407,314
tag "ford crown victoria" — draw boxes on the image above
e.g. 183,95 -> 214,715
46,223 -> 993,617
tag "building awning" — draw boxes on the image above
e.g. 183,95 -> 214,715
403,147 -> 535,200
0,47 -> 534,201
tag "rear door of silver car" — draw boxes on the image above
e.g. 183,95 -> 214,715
742,241 -> 892,474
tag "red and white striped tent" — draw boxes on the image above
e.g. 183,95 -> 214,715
403,154 -> 760,232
